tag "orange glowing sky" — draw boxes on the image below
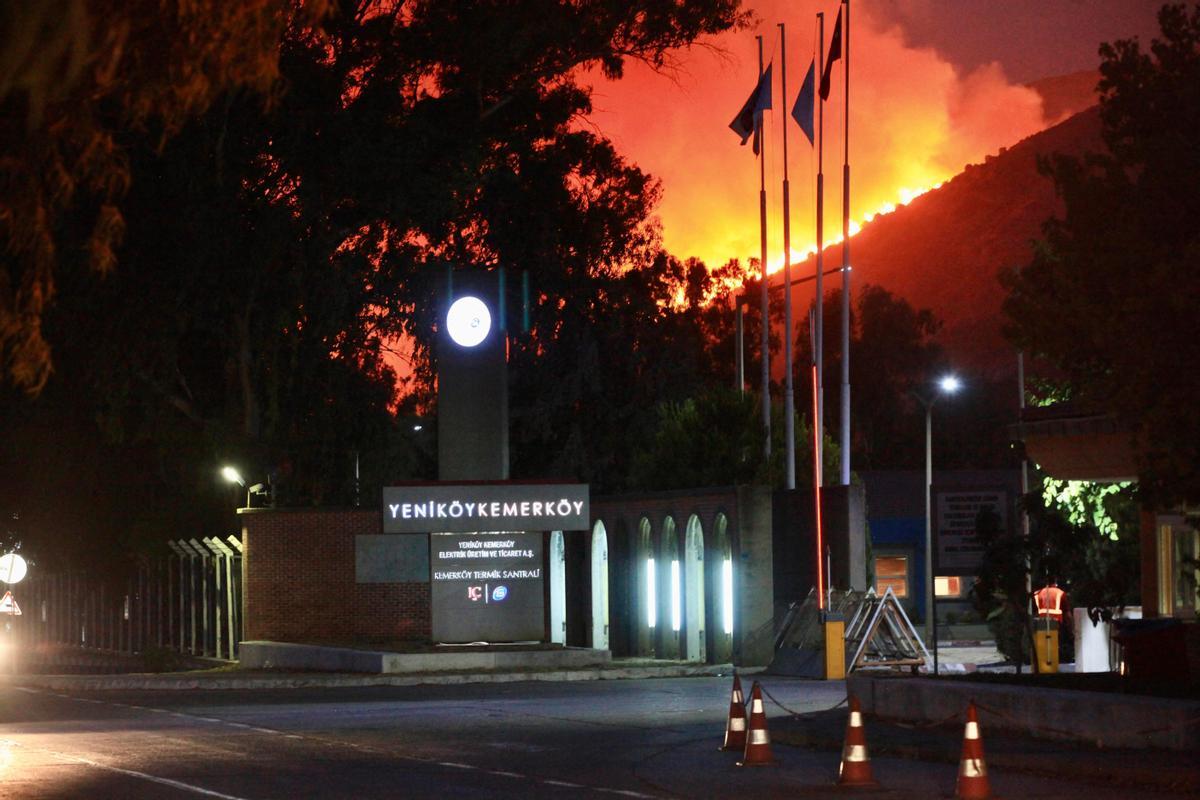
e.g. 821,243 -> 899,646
582,0 -> 1158,273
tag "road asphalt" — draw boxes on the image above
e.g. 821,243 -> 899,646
4,644 -> 1198,796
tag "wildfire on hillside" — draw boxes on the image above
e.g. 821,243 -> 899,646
585,0 -> 1064,274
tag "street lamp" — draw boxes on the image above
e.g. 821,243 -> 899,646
913,373 -> 961,670
221,466 -> 266,509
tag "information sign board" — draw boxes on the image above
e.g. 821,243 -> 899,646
932,488 -> 1009,576
430,531 -> 544,642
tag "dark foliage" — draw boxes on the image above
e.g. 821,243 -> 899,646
1002,3 -> 1200,506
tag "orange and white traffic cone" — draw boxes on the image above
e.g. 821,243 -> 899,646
720,674 -> 747,752
737,681 -> 776,766
956,701 -> 991,799
837,695 -> 878,787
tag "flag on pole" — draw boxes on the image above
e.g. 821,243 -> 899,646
729,63 -> 773,154
819,7 -> 842,101
791,59 -> 815,146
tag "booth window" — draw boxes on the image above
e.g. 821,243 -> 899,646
874,555 -> 908,598
935,576 -> 963,597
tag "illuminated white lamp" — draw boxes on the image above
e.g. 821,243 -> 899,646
446,296 -> 492,348
220,466 -> 244,487
670,559 -> 681,632
646,558 -> 656,628
938,374 -> 961,394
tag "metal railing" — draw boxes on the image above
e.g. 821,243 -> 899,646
12,536 -> 243,664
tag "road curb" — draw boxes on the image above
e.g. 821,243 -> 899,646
4,662 -> 744,692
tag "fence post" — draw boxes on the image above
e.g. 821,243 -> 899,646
157,557 -> 164,648
202,539 -> 223,659
227,535 -> 243,660
189,539 -> 211,657
167,553 -> 175,649
207,537 -> 237,660
168,542 -> 186,653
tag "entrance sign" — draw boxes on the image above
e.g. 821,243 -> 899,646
431,532 -> 543,642
932,488 -> 1008,576
383,484 -> 589,533
0,553 -> 27,584
0,591 -> 21,615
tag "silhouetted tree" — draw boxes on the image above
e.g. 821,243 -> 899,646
1003,3 -> 1200,506
797,284 -> 944,470
2,1 -> 749,557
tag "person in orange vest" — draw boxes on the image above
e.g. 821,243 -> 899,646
1034,577 -> 1066,622
1034,577 -> 1072,661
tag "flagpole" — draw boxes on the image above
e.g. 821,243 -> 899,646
840,0 -> 852,486
757,35 -> 771,460
779,22 -> 795,491
814,12 -> 825,488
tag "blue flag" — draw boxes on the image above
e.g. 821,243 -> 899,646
791,59 -> 815,146
729,63 -> 773,154
820,7 -> 843,101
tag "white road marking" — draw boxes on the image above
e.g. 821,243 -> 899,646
0,738 -> 252,800
10,686 -> 663,798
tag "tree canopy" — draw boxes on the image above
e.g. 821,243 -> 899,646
1002,3 -> 1200,506
0,0 -> 332,393
1,0 -> 748,559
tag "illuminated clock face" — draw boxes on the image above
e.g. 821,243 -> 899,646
446,296 -> 492,347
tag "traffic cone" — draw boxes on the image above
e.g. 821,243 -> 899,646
955,701 -> 991,799
719,674 -> 747,751
837,695 -> 878,787
737,681 -> 776,766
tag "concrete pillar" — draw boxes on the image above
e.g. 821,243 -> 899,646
735,485 -> 774,666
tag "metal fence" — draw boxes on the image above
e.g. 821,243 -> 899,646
13,536 -> 243,662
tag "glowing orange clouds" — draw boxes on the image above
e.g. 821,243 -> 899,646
583,0 -> 1052,273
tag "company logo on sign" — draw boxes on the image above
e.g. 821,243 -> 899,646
467,586 -> 483,602
491,585 -> 508,602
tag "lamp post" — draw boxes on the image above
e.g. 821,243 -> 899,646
220,466 -> 266,509
914,374 -> 961,670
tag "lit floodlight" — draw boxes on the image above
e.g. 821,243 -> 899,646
221,466 -> 245,487
646,558 -> 657,629
938,375 -> 961,394
722,558 -> 734,635
0,553 -> 27,585
446,296 -> 492,348
670,559 -> 681,632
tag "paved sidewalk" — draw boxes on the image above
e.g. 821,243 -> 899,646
1,658 -> 742,691
770,703 -> 1200,795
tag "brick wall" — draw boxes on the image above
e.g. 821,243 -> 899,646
241,509 -> 430,644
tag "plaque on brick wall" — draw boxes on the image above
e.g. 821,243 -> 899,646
430,531 -> 543,643
355,534 -> 429,583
